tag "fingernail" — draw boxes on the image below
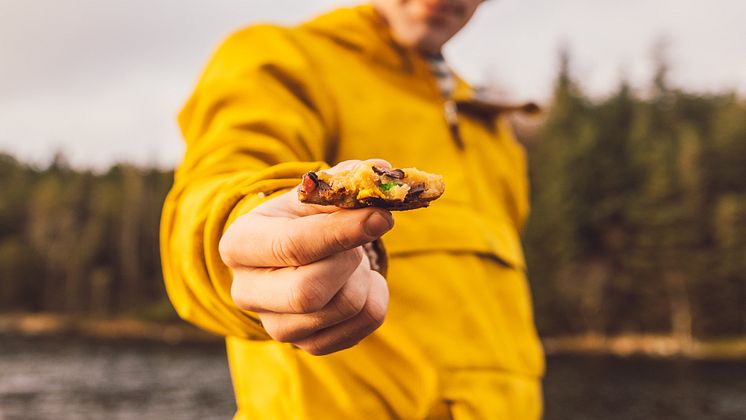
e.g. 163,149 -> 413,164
364,211 -> 394,237
367,158 -> 392,169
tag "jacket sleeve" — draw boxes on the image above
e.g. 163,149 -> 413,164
160,26 -> 336,339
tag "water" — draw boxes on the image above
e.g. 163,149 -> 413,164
0,336 -> 236,420
1,336 -> 745,419
544,355 -> 746,420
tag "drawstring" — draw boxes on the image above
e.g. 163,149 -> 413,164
444,98 -> 463,148
426,53 -> 464,148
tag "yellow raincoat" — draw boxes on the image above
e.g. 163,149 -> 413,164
161,4 -> 544,419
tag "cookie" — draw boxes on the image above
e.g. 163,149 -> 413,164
298,162 -> 445,211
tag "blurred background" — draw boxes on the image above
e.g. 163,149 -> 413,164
1,0 -> 745,419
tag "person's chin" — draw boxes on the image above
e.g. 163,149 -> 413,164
414,36 -> 447,54
395,25 -> 448,53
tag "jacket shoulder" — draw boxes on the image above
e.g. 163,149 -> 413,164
221,23 -> 292,48
199,23 -> 315,84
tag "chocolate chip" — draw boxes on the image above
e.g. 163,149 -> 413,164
389,169 -> 405,179
407,184 -> 425,197
317,179 -> 331,192
372,166 -> 405,179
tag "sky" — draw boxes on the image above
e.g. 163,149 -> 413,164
1,0 -> 745,169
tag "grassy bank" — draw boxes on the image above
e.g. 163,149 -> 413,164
543,334 -> 746,359
3,313 -> 745,359
0,313 -> 221,345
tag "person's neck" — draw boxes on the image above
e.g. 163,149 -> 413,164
370,3 -> 444,57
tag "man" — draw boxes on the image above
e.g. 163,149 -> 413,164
161,0 -> 545,418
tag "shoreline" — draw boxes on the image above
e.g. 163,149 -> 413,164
543,334 -> 746,360
0,313 -> 222,345
2,313 -> 745,359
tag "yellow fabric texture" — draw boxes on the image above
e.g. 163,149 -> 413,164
160,4 -> 545,418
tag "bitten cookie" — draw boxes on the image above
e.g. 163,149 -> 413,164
298,162 -> 445,211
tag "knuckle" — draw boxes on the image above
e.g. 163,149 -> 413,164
327,223 -> 358,252
336,339 -> 362,353
231,279 -> 254,312
288,280 -> 328,313
218,231 -> 237,267
363,301 -> 387,329
264,322 -> 295,343
302,340 -> 332,356
333,288 -> 367,320
341,247 -> 364,269
271,235 -> 305,266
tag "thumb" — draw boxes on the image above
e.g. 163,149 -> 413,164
222,206 -> 394,268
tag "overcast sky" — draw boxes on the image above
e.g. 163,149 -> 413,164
1,0 -> 744,169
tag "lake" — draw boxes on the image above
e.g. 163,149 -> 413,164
1,336 -> 744,419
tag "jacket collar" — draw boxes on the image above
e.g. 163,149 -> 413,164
301,4 -> 539,117
301,5 -> 406,70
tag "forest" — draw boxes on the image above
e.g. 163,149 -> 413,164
1,60 -> 744,340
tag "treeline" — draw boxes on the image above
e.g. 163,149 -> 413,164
524,54 -> 746,339
0,61 -> 744,338
0,157 -> 174,320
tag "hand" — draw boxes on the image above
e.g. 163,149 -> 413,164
219,159 -> 394,355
